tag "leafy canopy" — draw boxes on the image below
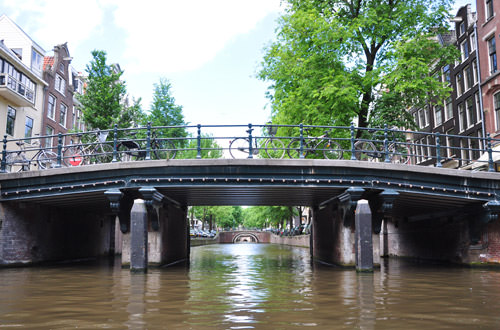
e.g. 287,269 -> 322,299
78,50 -> 132,130
259,0 -> 457,131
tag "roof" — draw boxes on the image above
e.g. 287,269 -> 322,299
0,14 -> 45,53
43,56 -> 54,71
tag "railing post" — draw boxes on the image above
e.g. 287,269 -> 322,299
436,132 -> 442,167
299,123 -> 304,159
112,124 -> 118,163
384,124 -> 390,163
248,123 -> 253,159
196,124 -> 202,159
55,133 -> 62,168
146,122 -> 151,161
1,135 -> 7,173
350,123 -> 356,160
487,133 -> 495,172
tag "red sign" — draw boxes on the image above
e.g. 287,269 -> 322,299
69,154 -> 83,166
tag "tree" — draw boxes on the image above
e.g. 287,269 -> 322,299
146,78 -> 188,147
178,133 -> 223,159
78,50 -> 131,129
259,0 -> 456,133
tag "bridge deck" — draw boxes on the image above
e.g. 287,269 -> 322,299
0,159 -> 498,219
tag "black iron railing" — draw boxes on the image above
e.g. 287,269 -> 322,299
1,123 -> 499,173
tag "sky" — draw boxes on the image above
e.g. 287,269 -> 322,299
0,0 -> 474,134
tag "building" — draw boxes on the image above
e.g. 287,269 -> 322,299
409,4 -> 483,168
477,0 -> 500,138
0,14 -> 46,147
42,43 -> 84,147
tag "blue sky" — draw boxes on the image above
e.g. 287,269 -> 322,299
0,0 -> 474,133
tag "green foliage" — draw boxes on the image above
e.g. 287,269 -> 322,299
259,0 -> 456,131
177,133 -> 223,159
78,50 -> 132,129
242,206 -> 297,229
191,206 -> 243,229
145,78 -> 188,147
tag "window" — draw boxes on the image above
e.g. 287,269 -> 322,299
495,92 -> 500,130
459,22 -> 465,35
486,0 -> 494,20
475,92 -> 482,124
446,129 -> 454,158
24,117 -> 33,139
45,126 -> 54,148
464,65 -> 473,90
470,32 -> 477,52
461,40 -> 469,61
442,65 -> 451,84
445,97 -> 453,121
466,97 -> 475,128
59,103 -> 67,127
55,73 -> 66,95
31,49 -> 43,75
426,136 -> 432,159
59,63 -> 64,73
413,112 -> 419,128
459,103 -> 466,131
488,36 -> 497,74
434,105 -> 443,126
456,72 -> 464,96
6,106 -> 16,136
472,60 -> 478,84
47,94 -> 56,119
418,109 -> 427,128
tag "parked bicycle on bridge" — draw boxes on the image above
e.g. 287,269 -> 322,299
116,130 -> 177,161
63,130 -> 114,166
2,136 -> 58,172
286,127 -> 343,159
353,127 -> 411,163
229,124 -> 285,159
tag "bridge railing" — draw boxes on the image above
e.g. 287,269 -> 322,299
0,123 -> 499,172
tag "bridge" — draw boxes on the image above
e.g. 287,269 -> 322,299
0,124 -> 500,271
218,230 -> 271,243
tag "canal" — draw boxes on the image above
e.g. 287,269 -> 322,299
1,243 -> 500,329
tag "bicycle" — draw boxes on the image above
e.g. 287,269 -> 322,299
116,130 -> 177,161
286,128 -> 343,159
229,125 -> 285,159
3,137 -> 58,171
63,130 -> 114,166
353,128 -> 411,163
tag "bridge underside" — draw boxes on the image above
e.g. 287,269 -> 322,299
1,159 -> 500,269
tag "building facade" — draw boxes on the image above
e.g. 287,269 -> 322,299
0,15 -> 46,149
477,0 -> 500,138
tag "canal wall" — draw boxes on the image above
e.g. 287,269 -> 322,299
0,203 -> 113,266
270,234 -> 310,248
190,237 -> 218,247
383,215 -> 500,266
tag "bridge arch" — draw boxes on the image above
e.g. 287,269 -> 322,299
232,232 -> 259,243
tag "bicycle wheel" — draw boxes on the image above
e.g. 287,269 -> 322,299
321,139 -> 343,159
92,143 -> 114,164
117,141 -> 143,162
36,150 -> 58,169
152,139 -> 176,160
389,143 -> 410,164
63,146 -> 84,166
229,138 -> 250,159
354,141 -> 378,161
265,138 -> 285,159
287,138 -> 307,159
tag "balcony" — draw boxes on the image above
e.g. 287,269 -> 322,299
0,73 -> 35,107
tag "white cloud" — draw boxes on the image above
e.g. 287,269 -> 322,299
108,0 -> 282,74
2,0 -> 106,53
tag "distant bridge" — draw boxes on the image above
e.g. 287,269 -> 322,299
218,231 -> 271,243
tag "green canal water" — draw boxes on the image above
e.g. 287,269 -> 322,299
1,243 -> 500,329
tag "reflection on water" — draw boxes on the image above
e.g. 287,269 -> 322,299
1,244 -> 500,329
